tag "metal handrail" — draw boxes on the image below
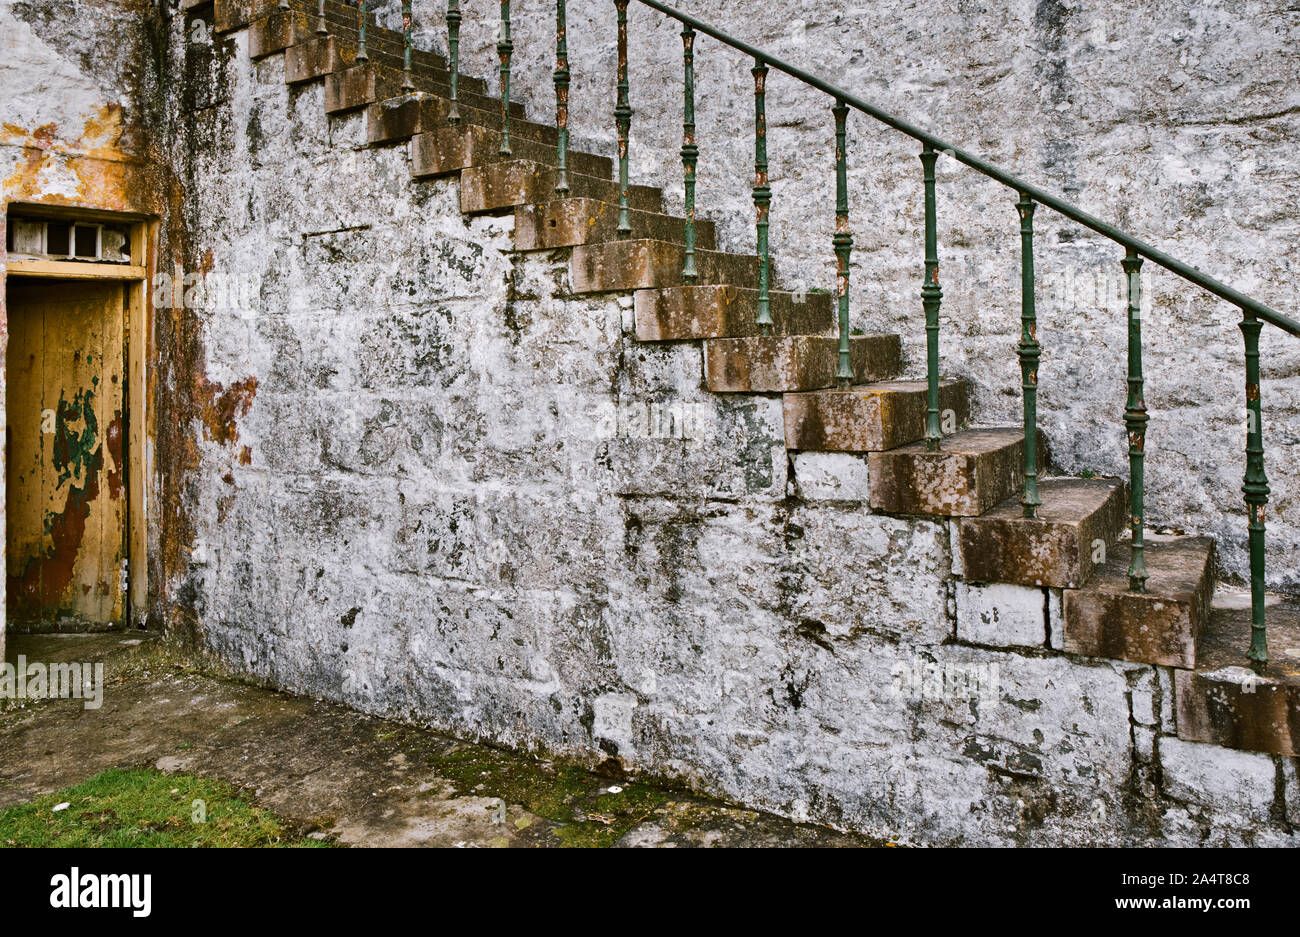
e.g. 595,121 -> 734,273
634,0 -> 1300,338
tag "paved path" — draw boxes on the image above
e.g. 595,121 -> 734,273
0,633 -> 881,847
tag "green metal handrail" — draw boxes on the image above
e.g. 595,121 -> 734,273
427,0 -> 1291,669
631,0 -> 1300,336
616,0 -> 1293,671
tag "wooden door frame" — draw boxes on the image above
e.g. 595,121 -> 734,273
2,202 -> 155,630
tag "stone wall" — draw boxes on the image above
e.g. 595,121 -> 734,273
2,0 -> 1297,844
421,0 -> 1300,591
162,5 -> 1296,844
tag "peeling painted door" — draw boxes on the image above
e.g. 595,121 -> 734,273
5,279 -> 127,629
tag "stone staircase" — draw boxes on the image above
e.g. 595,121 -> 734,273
209,0 -> 1298,761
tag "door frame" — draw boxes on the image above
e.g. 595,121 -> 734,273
3,202 -> 155,630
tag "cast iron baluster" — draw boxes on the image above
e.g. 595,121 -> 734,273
356,0 -> 368,63
614,0 -> 632,238
1017,194 -> 1041,517
920,144 -> 943,451
278,0 -> 288,11
401,0 -> 414,91
446,0 -> 461,124
498,1 -> 514,155
316,0 -> 327,34
680,24 -> 698,282
753,60 -> 772,333
1240,311 -> 1270,670
1122,248 -> 1149,591
834,100 -> 852,387
554,0 -> 571,195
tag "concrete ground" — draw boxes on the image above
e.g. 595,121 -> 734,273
0,632 -> 883,848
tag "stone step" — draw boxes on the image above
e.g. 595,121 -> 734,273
285,35 -> 343,85
514,199 -> 716,252
411,126 -> 611,182
867,427 -> 1042,517
703,335 -> 902,394
1175,593 -> 1300,756
782,379 -> 970,452
323,60 -> 524,119
635,286 -> 834,342
462,161 -> 661,216
224,0 -> 487,95
570,240 -> 756,294
1061,535 -> 1216,668
368,94 -> 559,148
958,477 -> 1127,589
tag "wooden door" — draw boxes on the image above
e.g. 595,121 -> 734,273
5,279 -> 128,629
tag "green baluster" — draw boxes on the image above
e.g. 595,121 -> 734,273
401,0 -> 414,91
356,0 -> 368,63
316,0 -> 327,35
498,0 -> 513,155
554,0 -> 571,196
1240,311 -> 1270,671
1122,248 -> 1148,591
446,0 -> 461,125
614,0 -> 632,239
680,25 -> 698,282
920,144 -> 943,451
753,60 -> 772,333
1017,194 -> 1041,518
834,100 -> 852,387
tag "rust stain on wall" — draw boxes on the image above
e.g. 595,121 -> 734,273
197,376 -> 258,447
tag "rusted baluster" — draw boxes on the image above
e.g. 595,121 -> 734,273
356,0 -> 368,63
446,0 -> 461,125
680,24 -> 698,282
1240,311 -> 1270,671
401,0 -> 414,91
753,60 -> 772,333
1122,248 -> 1148,590
316,0 -> 327,35
1018,194 -> 1041,518
555,0 -> 570,196
498,0 -> 514,155
920,144 -> 943,451
614,0 -> 632,238
834,100 -> 852,386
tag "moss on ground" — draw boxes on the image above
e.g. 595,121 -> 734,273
0,768 -> 335,848
428,745 -> 673,847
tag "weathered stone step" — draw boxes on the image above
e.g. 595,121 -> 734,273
224,0 -> 486,94
462,161 -> 661,216
514,198 -> 716,252
959,477 -> 1127,589
368,94 -> 560,148
704,335 -> 901,393
411,126 -> 610,182
570,240 -> 756,294
323,60 -> 524,119
635,285 -> 834,342
783,379 -> 969,452
868,427 -> 1042,517
1061,535 -> 1215,669
1176,593 -> 1300,756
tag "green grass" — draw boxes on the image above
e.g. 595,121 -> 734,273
0,768 -> 335,848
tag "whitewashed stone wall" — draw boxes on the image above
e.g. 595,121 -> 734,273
405,0 -> 1300,591
167,12 -> 1295,844
3,0 -> 1297,844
